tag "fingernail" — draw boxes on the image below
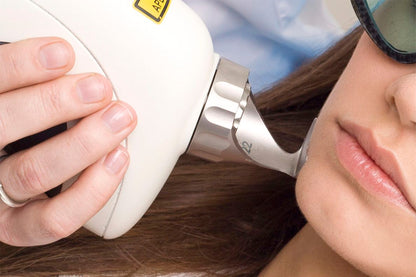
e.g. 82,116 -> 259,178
39,42 -> 70,69
77,76 -> 106,104
104,147 -> 129,175
102,103 -> 134,133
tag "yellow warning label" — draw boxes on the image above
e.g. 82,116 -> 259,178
134,0 -> 171,24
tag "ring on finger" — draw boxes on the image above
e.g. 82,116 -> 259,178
0,183 -> 31,208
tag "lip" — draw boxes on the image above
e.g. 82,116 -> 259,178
336,120 -> 414,211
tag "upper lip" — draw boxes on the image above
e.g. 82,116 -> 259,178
338,120 -> 414,211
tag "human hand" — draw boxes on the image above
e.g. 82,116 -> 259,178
0,37 -> 137,247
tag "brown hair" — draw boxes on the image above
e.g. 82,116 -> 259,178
0,28 -> 362,277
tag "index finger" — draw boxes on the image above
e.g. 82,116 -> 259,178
0,37 -> 75,93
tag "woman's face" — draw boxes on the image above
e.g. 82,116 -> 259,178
296,33 -> 416,277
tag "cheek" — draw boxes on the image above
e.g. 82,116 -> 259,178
318,33 -> 412,127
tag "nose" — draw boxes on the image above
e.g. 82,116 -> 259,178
385,74 -> 416,127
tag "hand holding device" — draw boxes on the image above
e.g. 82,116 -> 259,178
0,0 -> 315,241
0,37 -> 137,246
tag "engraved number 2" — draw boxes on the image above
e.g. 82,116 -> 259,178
242,141 -> 253,154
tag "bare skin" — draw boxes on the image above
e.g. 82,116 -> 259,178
260,224 -> 367,277
263,33 -> 416,277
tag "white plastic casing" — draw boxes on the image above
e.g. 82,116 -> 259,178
0,0 -> 219,238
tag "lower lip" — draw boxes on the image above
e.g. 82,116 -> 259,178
336,127 -> 412,210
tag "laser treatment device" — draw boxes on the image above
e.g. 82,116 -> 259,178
0,0 -> 315,239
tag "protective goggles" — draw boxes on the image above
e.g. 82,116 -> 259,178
351,0 -> 416,64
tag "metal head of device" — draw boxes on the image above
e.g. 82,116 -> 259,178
188,58 -> 316,178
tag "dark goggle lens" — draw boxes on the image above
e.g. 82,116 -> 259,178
365,0 -> 416,53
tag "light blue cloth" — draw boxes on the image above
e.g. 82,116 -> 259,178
184,0 -> 346,92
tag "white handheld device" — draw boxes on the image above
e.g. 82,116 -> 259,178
0,0 -> 315,239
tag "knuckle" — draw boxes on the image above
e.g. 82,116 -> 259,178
39,81 -> 64,115
39,208 -> 73,240
71,132 -> 94,158
13,153 -> 47,194
87,182 -> 112,206
3,51 -> 25,81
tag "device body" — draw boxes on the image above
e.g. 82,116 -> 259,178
1,0 -> 219,239
0,0 -> 315,239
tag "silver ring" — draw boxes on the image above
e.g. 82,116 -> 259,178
0,183 -> 30,208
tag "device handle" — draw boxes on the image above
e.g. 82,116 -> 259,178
187,58 -> 316,178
